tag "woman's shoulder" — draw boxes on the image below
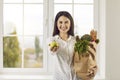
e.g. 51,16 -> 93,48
69,35 -> 76,43
71,35 -> 76,39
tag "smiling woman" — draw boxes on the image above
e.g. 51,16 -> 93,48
0,0 -> 105,80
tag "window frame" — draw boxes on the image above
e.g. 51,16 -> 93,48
0,0 -> 48,73
0,0 -> 106,79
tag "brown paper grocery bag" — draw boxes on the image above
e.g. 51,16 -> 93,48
72,42 -> 97,80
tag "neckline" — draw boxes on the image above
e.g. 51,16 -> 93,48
55,35 -> 72,41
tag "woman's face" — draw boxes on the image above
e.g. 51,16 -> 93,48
57,16 -> 71,34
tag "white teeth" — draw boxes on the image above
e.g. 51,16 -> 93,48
61,28 -> 67,31
61,27 -> 67,29
60,26 -> 67,31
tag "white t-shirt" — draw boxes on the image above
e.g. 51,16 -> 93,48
48,35 -> 80,80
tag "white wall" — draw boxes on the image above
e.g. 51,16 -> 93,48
106,0 -> 120,80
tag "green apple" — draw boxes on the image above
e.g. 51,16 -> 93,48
49,41 -> 59,48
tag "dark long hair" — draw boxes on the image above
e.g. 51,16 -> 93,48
53,11 -> 74,36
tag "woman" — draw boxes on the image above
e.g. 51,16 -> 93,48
48,11 -> 96,80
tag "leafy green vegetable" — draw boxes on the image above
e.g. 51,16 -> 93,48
74,34 -> 100,55
74,39 -> 89,54
81,34 -> 92,41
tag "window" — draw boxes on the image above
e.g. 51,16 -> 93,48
0,0 -> 105,79
0,0 -> 47,73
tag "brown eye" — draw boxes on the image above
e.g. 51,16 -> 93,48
59,21 -> 62,24
65,21 -> 68,24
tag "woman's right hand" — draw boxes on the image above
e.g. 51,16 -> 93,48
49,40 -> 59,52
50,46 -> 59,52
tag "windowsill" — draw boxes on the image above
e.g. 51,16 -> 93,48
0,74 -> 105,80
0,74 -> 53,80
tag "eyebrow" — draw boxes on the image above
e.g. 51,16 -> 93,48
59,20 -> 69,22
65,21 -> 68,23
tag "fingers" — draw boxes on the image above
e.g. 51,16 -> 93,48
76,72 -> 92,80
87,66 -> 97,78
87,70 -> 94,78
50,46 -> 59,52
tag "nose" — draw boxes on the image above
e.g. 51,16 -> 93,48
61,23 -> 65,27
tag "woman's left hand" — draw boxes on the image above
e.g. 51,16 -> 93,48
87,66 -> 97,78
